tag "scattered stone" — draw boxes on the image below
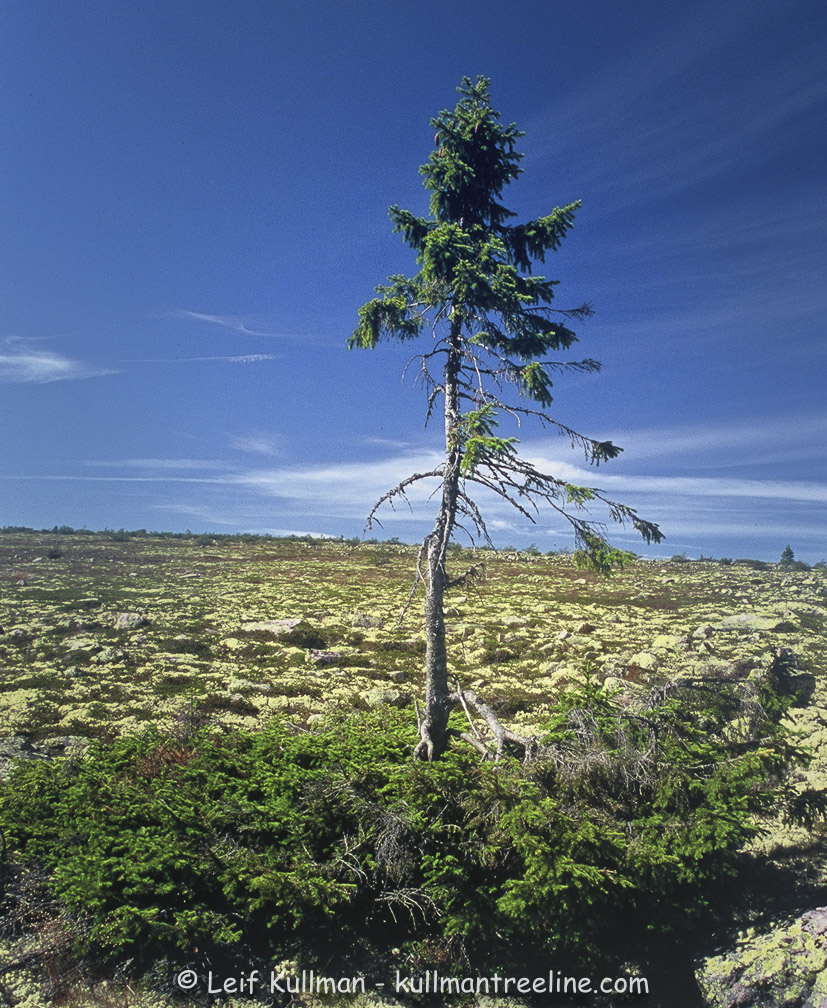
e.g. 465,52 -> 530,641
241,618 -> 304,636
68,598 -> 101,611
362,687 -> 411,708
113,612 -> 150,631
696,907 -> 827,1008
65,636 -> 101,653
502,615 -> 529,627
92,646 -> 127,664
0,735 -> 89,779
575,621 -> 597,633
692,624 -> 715,639
714,613 -> 797,633
388,670 -> 409,683
352,612 -> 384,628
308,649 -> 344,666
0,737 -> 47,779
627,651 -> 659,672
651,633 -> 685,650
227,677 -> 272,695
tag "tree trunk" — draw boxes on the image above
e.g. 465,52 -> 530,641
414,320 -> 463,760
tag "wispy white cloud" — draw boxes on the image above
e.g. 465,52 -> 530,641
84,458 -> 234,471
361,436 -> 429,452
9,430 -> 825,558
525,8 -> 826,217
178,310 -> 296,339
152,501 -> 333,538
231,434 -> 284,457
0,338 -> 116,384
580,413 -> 827,469
230,452 -> 445,517
123,353 -> 279,364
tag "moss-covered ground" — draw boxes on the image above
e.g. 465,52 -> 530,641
1,533 -> 824,746
1,532 -> 826,1007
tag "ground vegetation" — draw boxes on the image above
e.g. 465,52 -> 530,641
0,532 -> 826,1005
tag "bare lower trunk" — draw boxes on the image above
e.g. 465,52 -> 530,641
413,320 -> 462,761
413,537 -> 452,759
412,318 -> 539,761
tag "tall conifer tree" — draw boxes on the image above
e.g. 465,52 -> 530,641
351,77 -> 662,759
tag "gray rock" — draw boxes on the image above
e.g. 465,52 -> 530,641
714,613 -> 797,633
308,649 -> 344,666
68,598 -> 101,611
628,651 -> 659,672
362,687 -> 411,708
0,737 -> 46,779
388,670 -> 409,683
692,624 -> 715,639
39,736 -> 89,758
241,618 -> 304,636
92,646 -> 127,664
352,612 -> 384,628
113,612 -> 150,631
696,907 -> 827,1007
65,636 -> 101,653
0,735 -> 88,779
3,628 -> 31,642
227,677 -> 273,695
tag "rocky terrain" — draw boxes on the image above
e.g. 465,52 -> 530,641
0,531 -> 825,1007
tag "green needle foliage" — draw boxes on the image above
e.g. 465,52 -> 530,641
0,667 -> 809,986
350,76 -> 663,757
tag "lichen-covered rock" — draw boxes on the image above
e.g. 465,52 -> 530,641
309,649 -> 345,666
628,651 -> 659,671
652,633 -> 686,650
362,687 -> 411,708
65,635 -> 101,653
227,677 -> 272,695
714,613 -> 798,633
0,736 -> 46,779
352,612 -> 384,628
693,624 -> 715,639
113,612 -> 150,630
92,646 -> 127,664
241,618 -> 303,635
696,907 -> 827,1007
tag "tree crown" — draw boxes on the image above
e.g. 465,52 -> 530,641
351,77 -> 662,570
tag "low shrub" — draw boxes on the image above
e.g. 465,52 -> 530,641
0,669 -> 812,986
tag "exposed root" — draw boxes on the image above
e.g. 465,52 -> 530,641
413,683 -> 538,762
450,687 -> 538,761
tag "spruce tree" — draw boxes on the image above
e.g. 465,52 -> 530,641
351,77 -> 662,759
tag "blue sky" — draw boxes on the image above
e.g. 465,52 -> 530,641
2,0 -> 825,561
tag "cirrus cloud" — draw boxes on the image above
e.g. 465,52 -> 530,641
0,339 -> 116,384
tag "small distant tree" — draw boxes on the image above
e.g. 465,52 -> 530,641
351,77 -> 662,759
779,545 -> 795,567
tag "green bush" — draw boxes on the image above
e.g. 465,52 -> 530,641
0,671 -> 810,982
